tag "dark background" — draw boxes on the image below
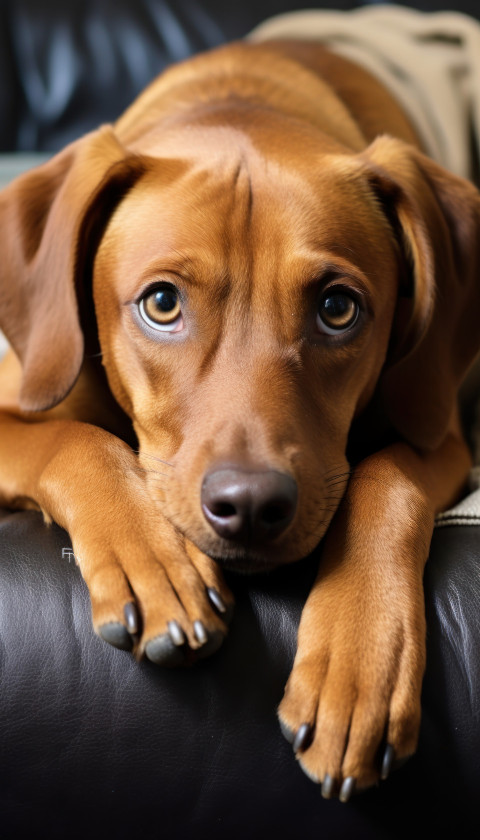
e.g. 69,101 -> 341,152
1,0 -> 480,151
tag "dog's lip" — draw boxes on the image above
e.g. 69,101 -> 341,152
190,531 -> 313,574
200,543 -> 286,575
210,554 -> 279,575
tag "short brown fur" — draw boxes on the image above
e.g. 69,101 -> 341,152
1,40 -> 479,797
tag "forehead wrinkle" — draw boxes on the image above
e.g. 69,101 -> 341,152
232,154 -> 254,221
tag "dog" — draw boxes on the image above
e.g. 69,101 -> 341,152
1,12 -> 480,804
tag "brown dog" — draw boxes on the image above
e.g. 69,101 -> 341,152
1,36 -> 479,802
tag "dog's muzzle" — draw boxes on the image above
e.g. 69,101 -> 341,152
201,467 -> 298,549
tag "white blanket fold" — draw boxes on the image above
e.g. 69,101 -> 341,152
250,5 -> 480,183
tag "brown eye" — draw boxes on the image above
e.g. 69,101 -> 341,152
317,291 -> 359,335
139,286 -> 183,331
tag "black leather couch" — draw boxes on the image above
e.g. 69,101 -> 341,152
1,3 -> 480,838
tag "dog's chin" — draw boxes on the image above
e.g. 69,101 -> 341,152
184,523 -> 325,575
196,541 -> 306,576
209,551 -> 280,576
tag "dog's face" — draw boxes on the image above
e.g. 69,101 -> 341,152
2,105 -> 477,575
93,120 -> 400,571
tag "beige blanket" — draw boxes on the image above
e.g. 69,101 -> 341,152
250,4 -> 480,184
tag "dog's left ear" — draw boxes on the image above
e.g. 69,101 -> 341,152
360,135 -> 480,450
0,126 -> 147,412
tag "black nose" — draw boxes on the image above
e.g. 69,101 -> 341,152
201,467 -> 297,543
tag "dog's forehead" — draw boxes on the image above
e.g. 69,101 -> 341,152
134,122 -> 359,203
102,125 -> 395,294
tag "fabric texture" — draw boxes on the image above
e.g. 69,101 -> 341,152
436,467 -> 480,526
250,4 -> 480,183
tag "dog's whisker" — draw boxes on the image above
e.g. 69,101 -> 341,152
324,462 -> 350,473
326,474 -> 350,482
324,465 -> 349,477
135,450 -> 175,468
325,469 -> 352,483
325,481 -> 349,492
136,464 -> 172,476
326,469 -> 351,479
136,470 -> 172,490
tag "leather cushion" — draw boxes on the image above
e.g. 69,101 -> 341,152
0,509 -> 479,838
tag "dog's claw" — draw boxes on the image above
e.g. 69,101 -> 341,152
207,587 -> 226,612
321,774 -> 335,799
167,620 -> 186,647
99,622 -> 133,652
381,744 -> 395,780
193,620 -> 208,645
293,723 -> 313,753
207,587 -> 233,623
145,633 -> 185,666
124,602 -> 139,635
339,777 -> 356,803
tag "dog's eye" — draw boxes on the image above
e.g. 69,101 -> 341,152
317,291 -> 359,335
139,286 -> 183,331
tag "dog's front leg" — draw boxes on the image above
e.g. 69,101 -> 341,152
278,431 -> 471,798
0,413 -> 233,663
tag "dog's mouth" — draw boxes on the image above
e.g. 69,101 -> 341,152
186,502 -> 330,575
208,549 -> 281,576
193,533 -> 309,575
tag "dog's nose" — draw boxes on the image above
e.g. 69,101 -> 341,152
201,467 -> 297,543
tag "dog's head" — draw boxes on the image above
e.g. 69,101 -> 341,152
1,117 -> 479,572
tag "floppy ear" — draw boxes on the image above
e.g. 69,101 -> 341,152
359,135 -> 480,451
0,126 -> 146,412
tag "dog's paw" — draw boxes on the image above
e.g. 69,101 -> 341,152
72,521 -> 233,666
278,572 -> 425,799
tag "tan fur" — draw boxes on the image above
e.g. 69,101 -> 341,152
0,39 -> 479,795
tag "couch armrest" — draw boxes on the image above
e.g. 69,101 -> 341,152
0,509 -> 479,839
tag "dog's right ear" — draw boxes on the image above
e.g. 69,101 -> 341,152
0,126 -> 146,412
357,135 -> 480,451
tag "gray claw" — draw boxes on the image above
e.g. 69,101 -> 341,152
207,587 -> 226,613
193,620 -> 208,645
207,588 -> 234,623
381,744 -> 395,780
167,620 -> 186,647
293,723 -> 313,753
339,776 -> 356,803
321,774 -> 335,799
124,602 -> 139,635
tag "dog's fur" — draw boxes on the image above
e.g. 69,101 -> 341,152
1,39 -> 480,799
